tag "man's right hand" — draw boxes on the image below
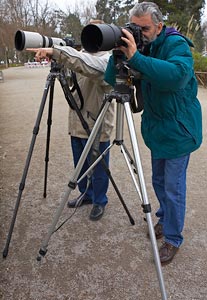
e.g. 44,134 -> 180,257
119,29 -> 137,60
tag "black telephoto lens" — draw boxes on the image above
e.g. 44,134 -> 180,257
81,24 -> 123,52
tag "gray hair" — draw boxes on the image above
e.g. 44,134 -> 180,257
129,2 -> 163,25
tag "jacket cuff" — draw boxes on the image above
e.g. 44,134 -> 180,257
128,51 -> 141,67
52,47 -> 66,63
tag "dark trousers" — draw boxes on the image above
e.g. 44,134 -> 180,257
71,136 -> 110,206
152,154 -> 190,247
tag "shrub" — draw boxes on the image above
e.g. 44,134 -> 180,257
192,51 -> 207,72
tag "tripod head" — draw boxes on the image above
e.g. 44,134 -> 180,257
113,49 -> 132,90
112,49 -> 143,113
48,59 -> 84,111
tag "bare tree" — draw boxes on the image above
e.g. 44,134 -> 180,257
0,0 -> 60,64
202,19 -> 207,52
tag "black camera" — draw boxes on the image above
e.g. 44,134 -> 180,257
81,23 -> 144,53
14,30 -> 76,51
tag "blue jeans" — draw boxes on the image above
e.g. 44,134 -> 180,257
71,136 -> 110,206
151,155 -> 190,247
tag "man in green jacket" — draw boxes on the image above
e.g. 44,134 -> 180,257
104,2 -> 202,265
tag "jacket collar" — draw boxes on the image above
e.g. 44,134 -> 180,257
150,25 -> 194,49
151,26 -> 166,50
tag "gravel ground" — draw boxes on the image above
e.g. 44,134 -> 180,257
0,66 -> 207,300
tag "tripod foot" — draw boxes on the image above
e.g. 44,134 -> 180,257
129,216 -> 135,225
2,248 -> 8,259
37,248 -> 47,261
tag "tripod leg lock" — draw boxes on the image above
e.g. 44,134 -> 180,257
33,126 -> 39,135
114,139 -> 124,146
68,181 -> 77,189
141,203 -> 151,214
19,182 -> 25,191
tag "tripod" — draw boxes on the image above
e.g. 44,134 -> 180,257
3,58 -> 167,299
2,60 -> 134,258
36,64 -> 167,299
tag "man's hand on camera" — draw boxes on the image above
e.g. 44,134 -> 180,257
26,48 -> 53,62
119,29 -> 137,60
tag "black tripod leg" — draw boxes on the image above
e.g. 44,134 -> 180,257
43,79 -> 55,197
2,75 -> 54,258
101,160 -> 135,225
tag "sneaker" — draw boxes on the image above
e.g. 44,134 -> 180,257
89,204 -> 105,221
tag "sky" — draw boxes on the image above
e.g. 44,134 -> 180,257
50,0 -> 96,13
49,0 -> 207,22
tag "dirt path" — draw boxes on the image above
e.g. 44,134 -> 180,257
0,66 -> 207,300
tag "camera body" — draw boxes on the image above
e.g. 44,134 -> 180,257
124,23 -> 144,51
81,23 -> 144,53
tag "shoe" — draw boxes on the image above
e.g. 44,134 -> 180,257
89,204 -> 105,221
67,196 -> 92,208
159,242 -> 179,265
147,223 -> 163,239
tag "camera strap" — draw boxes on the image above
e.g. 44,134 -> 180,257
70,71 -> 84,110
130,78 -> 144,113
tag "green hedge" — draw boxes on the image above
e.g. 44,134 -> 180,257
193,52 -> 207,72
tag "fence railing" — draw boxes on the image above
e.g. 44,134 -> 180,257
195,71 -> 207,88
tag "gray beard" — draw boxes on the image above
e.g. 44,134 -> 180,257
142,34 -> 157,45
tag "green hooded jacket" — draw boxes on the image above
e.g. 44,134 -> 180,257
104,26 -> 202,159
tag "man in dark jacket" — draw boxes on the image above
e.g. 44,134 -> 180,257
105,2 -> 202,265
